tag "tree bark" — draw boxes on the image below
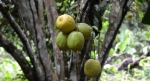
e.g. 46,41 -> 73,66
0,0 -> 59,81
0,0 -> 135,81
0,33 -> 35,81
93,0 -> 134,80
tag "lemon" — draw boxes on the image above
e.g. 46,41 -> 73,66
67,31 -> 84,51
84,59 -> 101,78
77,23 -> 93,40
56,32 -> 69,50
56,14 -> 76,33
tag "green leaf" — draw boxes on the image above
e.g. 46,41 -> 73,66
109,48 -> 115,56
53,25 -> 58,30
126,47 -> 136,54
104,64 -> 118,73
4,71 -> 11,81
118,41 -> 127,53
90,51 -> 95,59
2,58 -> 13,64
124,29 -> 130,41
101,21 -> 109,33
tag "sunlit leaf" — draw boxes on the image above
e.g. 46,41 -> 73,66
118,41 -> 127,53
104,64 -> 118,73
109,48 -> 115,56
4,71 -> 11,81
90,51 -> 95,59
126,47 -> 136,54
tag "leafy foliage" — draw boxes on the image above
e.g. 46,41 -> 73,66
0,48 -> 27,81
0,0 -> 150,81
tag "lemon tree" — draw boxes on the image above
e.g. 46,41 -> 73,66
56,14 -> 76,33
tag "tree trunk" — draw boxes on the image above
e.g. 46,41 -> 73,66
0,0 -> 134,81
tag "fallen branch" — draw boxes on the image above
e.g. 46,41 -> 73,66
105,52 -> 132,64
118,52 -> 150,70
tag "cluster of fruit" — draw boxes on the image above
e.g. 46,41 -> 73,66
55,14 -> 101,78
56,14 -> 92,52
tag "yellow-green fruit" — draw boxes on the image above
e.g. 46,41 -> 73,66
67,31 -> 84,51
56,32 -> 69,50
56,14 -> 76,33
77,23 -> 93,40
84,59 -> 101,78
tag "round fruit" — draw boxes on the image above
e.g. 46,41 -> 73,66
77,23 -> 93,40
56,32 -> 69,50
84,59 -> 101,78
56,14 -> 76,33
67,31 -> 84,51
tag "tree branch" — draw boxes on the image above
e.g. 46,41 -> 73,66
78,1 -> 113,80
44,0 -> 63,80
0,1 -> 45,81
93,0 -> 134,80
70,52 -> 78,81
105,52 -> 132,64
29,0 -> 55,80
0,33 -> 35,81
118,52 -> 150,70
77,0 -> 93,80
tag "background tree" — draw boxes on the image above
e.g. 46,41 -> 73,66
0,0 -> 149,81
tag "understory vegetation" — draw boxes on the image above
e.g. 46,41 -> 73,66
0,0 -> 150,81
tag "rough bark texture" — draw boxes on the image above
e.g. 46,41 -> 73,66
93,0 -> 134,80
0,0 -> 135,81
0,33 -> 35,81
0,0 -> 59,81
